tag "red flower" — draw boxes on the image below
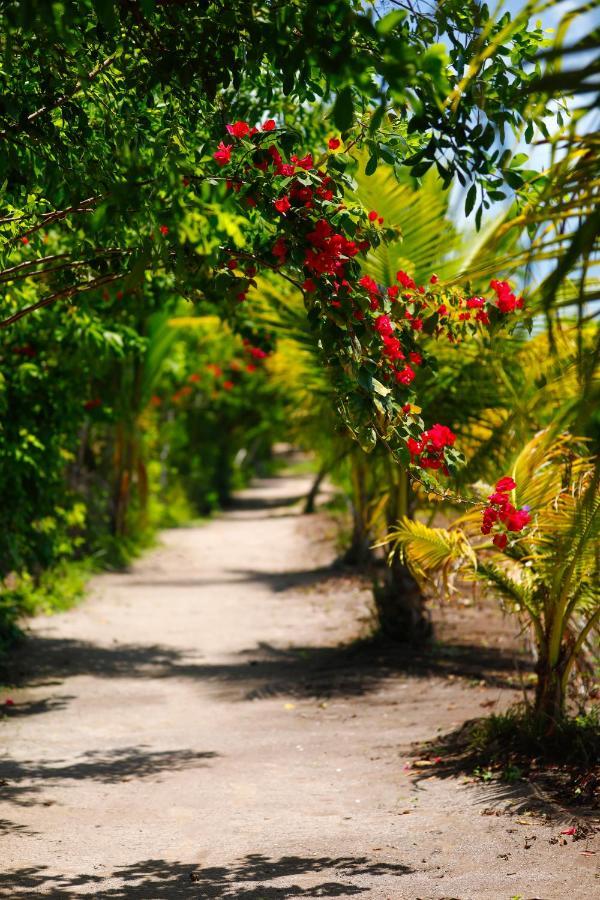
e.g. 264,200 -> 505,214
188,373 -> 201,383
272,237 -> 288,263
409,351 -> 422,365
302,278 -> 316,292
213,141 -> 233,166
374,314 -> 393,337
291,153 -> 314,170
430,274 -> 439,284
387,285 -> 399,300
248,346 -> 268,359
262,119 -> 276,131
503,508 -> 531,532
466,296 -> 485,309
437,304 -> 447,316
276,163 -> 295,177
490,279 -> 518,313
359,274 -> 378,294
395,364 -> 415,385
495,476 -> 516,493
226,121 -> 250,138
493,533 -> 508,550
223,380 -> 234,390
382,335 -> 404,361
159,225 -> 169,236
20,236 -> 29,245
368,210 -> 378,222
4,698 -> 14,706
397,270 -> 416,290
274,196 -> 291,214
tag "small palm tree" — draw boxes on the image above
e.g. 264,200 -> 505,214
386,430 -> 600,723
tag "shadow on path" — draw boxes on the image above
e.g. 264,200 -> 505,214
0,853 -> 413,898
3,629 -> 529,709
0,747 -> 218,807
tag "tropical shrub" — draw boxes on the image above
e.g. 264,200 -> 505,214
387,431 -> 600,722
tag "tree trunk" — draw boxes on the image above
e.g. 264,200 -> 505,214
372,463 -> 431,643
343,455 -> 373,565
534,644 -> 567,724
303,463 -> 328,514
373,555 -> 432,642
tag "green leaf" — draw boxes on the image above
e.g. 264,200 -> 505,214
333,86 -> 354,131
365,154 -> 378,176
376,10 -> 406,35
465,183 -> 477,216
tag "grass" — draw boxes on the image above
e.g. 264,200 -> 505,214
0,558 -> 94,656
416,703 -> 600,809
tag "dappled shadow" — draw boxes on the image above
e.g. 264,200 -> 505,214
3,628 -> 529,708
0,747 -> 218,806
0,695 -> 73,718
405,719 -> 599,823
0,853 -> 413,897
224,492 -> 304,512
0,818 -> 39,837
122,562 -> 360,593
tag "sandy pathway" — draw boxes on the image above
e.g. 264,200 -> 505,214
0,473 -> 597,898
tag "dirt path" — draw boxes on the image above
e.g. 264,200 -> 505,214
0,473 -> 598,898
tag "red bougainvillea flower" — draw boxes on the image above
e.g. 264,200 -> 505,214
495,476 -> 516,493
328,137 -> 341,150
387,285 -> 399,300
274,196 -> 291,214
397,270 -> 416,290
276,163 -> 295,177
272,237 -> 288,263
262,119 -> 276,131
359,274 -> 378,294
291,153 -> 314,170
490,279 -> 524,313
226,121 -> 250,138
213,141 -> 233,166
395,364 -> 415,385
159,225 -> 169,236
466,296 -> 485,309
374,314 -> 394,337
248,346 -> 268,359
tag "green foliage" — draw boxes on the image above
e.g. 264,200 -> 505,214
387,431 -> 600,720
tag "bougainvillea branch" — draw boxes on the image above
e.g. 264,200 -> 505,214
207,119 -> 531,542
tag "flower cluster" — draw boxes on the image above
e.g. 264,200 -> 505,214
208,119 -> 528,530
407,424 -> 456,473
481,477 -> 531,549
